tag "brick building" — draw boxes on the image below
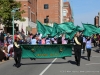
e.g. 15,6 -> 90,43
63,1 -> 73,22
37,0 -> 63,24
94,16 -> 99,27
15,0 -> 63,34
15,0 -> 37,34
2,0 -> 73,34
94,12 -> 100,27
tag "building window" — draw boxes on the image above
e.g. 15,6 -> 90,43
64,5 -> 69,8
44,4 -> 49,9
63,10 -> 67,16
63,9 -> 68,16
31,13 -> 36,23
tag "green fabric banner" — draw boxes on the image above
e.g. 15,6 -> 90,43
50,23 -> 59,37
65,26 -> 83,40
57,23 -> 73,34
21,44 -> 72,59
82,23 -> 99,36
44,25 -> 52,34
37,20 -> 100,38
36,20 -> 50,37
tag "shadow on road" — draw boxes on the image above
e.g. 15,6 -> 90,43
67,60 -> 76,65
93,49 -> 100,53
81,56 -> 87,60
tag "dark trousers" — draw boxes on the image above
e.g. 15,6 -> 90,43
93,41 -> 97,47
74,47 -> 81,65
14,51 -> 22,66
87,49 -> 91,58
83,43 -> 86,52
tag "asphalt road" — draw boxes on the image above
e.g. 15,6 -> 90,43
0,47 -> 100,75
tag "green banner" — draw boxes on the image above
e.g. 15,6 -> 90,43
21,44 -> 72,59
82,23 -> 100,36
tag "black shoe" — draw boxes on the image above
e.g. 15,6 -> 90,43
88,59 -> 90,61
30,58 -> 36,60
33,58 -> 36,60
17,64 -> 21,68
13,64 -> 17,67
62,57 -> 66,60
88,57 -> 90,61
77,63 -> 80,66
76,62 -> 78,65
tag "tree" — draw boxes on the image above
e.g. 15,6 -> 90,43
0,0 -> 25,26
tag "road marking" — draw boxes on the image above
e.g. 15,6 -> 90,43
39,58 -> 57,75
86,63 -> 100,65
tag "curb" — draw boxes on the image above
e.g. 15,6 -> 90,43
0,57 -> 13,65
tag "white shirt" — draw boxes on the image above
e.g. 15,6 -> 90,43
83,37 -> 86,43
46,39 -> 50,44
31,39 -> 37,45
8,44 -> 13,53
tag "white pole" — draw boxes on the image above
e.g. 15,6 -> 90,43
60,0 -> 63,23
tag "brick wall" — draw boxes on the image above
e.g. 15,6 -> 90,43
37,0 -> 60,23
63,2 -> 73,22
94,16 -> 99,27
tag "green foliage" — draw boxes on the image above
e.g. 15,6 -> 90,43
0,0 -> 25,26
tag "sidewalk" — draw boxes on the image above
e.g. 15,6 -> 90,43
0,57 -> 13,65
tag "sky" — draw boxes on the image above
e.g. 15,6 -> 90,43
64,0 -> 100,26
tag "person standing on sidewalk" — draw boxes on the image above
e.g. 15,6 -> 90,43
86,37 -> 92,61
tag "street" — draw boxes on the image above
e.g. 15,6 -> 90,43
0,47 -> 100,75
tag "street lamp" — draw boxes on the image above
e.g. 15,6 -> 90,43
11,10 -> 15,43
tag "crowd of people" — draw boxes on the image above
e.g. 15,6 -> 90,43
0,30 -> 100,67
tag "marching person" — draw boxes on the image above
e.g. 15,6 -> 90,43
86,37 -> 92,61
13,35 -> 22,68
74,32 -> 83,66
97,34 -> 100,53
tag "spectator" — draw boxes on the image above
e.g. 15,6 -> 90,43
41,37 -> 46,44
46,37 -> 51,44
2,47 -> 10,60
0,47 -> 5,62
31,35 -> 37,45
62,34 -> 67,44
6,33 -> 10,44
26,34 -> 31,44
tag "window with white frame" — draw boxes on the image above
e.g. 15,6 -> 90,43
63,9 -> 68,16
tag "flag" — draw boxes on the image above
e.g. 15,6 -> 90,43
65,26 -> 80,40
50,23 -> 59,37
57,22 -> 74,34
77,26 -> 84,31
36,20 -> 49,37
82,23 -> 99,36
44,25 -> 52,35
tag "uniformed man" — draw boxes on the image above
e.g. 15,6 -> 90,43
74,32 -> 83,66
13,35 -> 22,68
